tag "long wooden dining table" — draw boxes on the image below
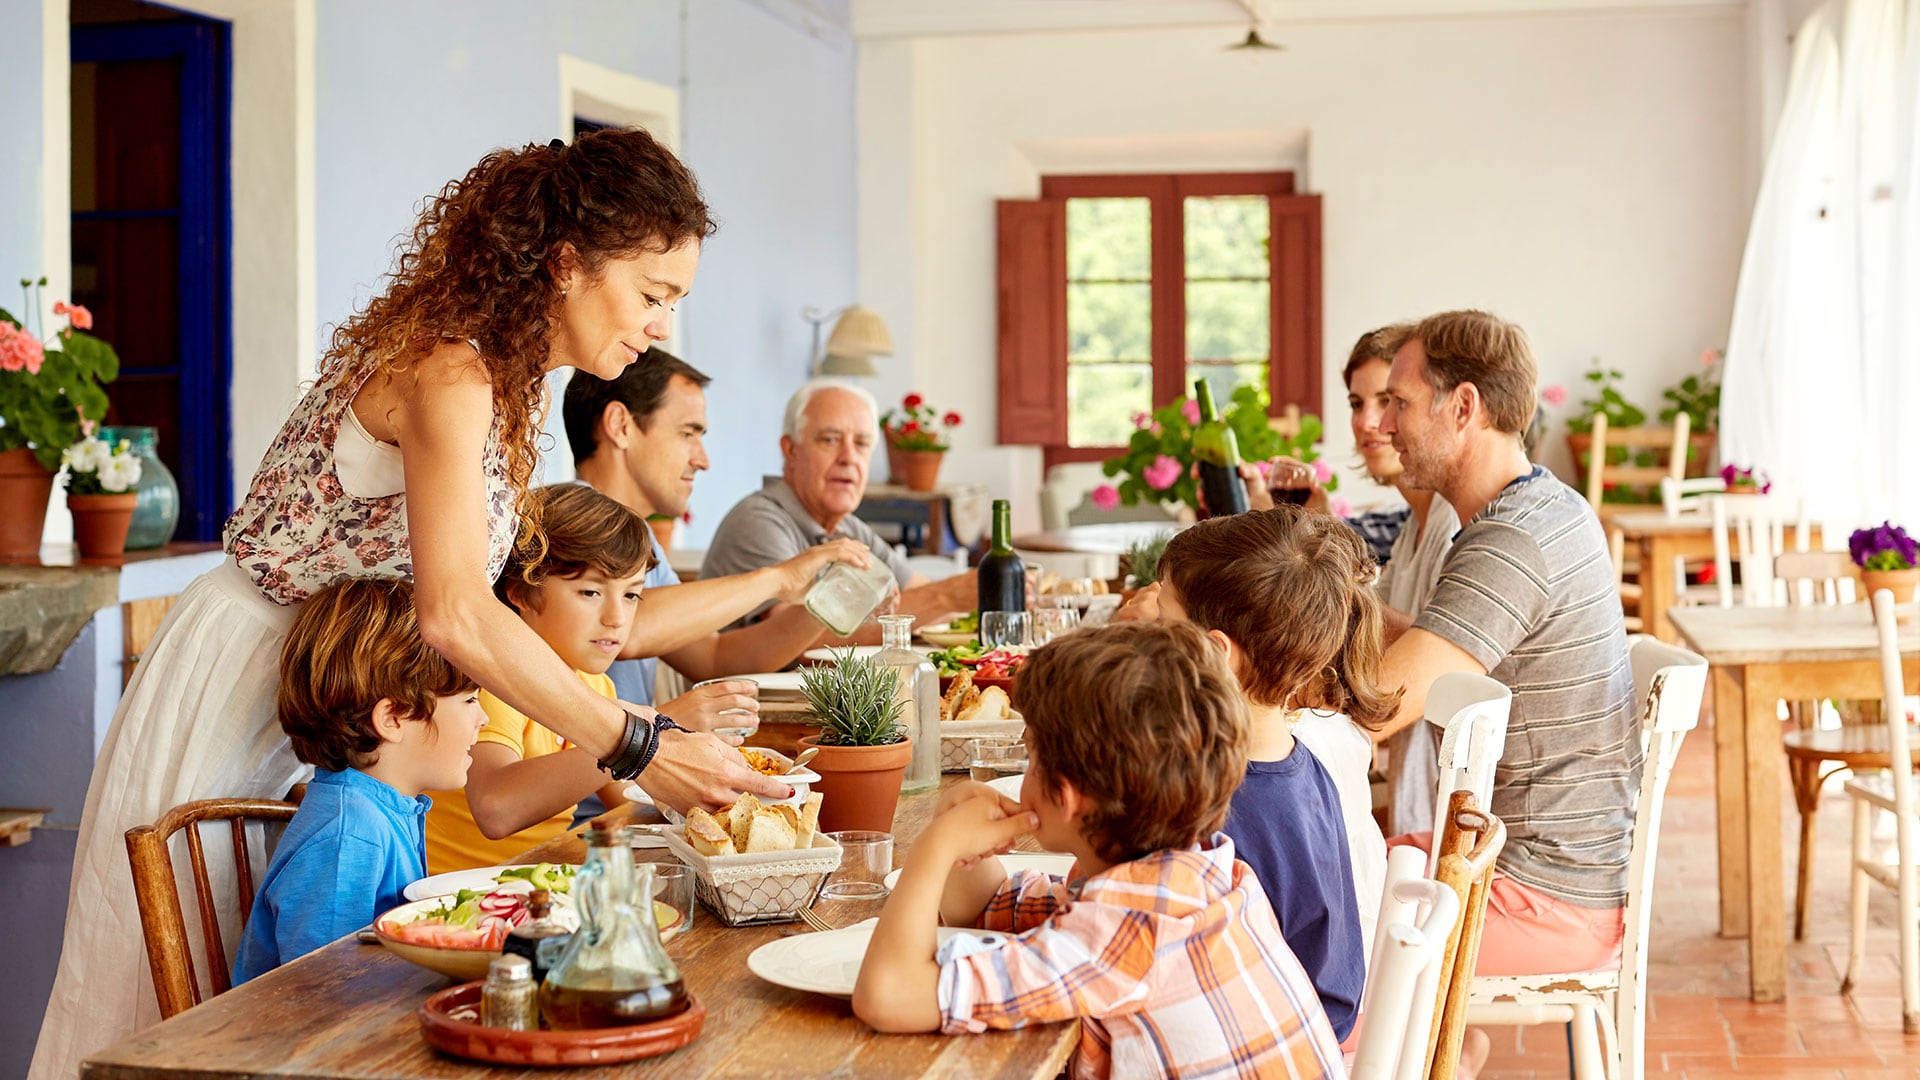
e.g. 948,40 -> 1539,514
82,777 -> 1079,1080
1668,603 -> 1920,1003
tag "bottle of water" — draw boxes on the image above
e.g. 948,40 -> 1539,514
876,614 -> 940,793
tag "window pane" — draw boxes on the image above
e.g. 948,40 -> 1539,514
1068,281 -> 1150,361
1184,195 -> 1268,279
1187,362 -> 1269,415
1067,197 -> 1150,281
1068,363 -> 1152,447
1186,280 -> 1268,362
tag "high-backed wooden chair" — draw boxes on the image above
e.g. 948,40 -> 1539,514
1841,590 -> 1920,1030
1468,636 -> 1709,1080
1583,411 -> 1691,522
1708,492 -> 1810,608
126,796 -> 299,1018
1425,672 -> 1512,872
1427,791 -> 1508,1079
1352,846 -> 1462,1080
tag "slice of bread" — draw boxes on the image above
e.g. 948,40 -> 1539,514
685,807 -> 736,857
728,793 -> 763,853
741,806 -> 798,853
796,791 -> 823,848
957,685 -> 1011,724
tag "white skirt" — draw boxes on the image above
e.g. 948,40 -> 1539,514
30,558 -> 310,1080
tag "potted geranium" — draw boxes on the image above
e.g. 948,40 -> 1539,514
796,650 -> 912,833
1658,348 -> 1723,476
880,392 -> 960,492
63,435 -> 143,558
1720,463 -> 1771,494
1095,384 -> 1336,517
0,278 -> 119,556
1849,521 -> 1919,620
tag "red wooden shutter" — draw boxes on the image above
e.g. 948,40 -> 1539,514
996,198 -> 1067,445
1269,193 -> 1323,416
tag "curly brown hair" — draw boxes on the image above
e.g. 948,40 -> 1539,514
320,128 -> 716,551
277,578 -> 477,772
1159,505 -> 1402,730
1012,621 -> 1250,866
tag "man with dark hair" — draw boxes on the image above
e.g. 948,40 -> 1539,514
562,352 -> 872,717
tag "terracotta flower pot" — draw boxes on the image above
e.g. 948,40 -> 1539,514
796,734 -> 913,834
645,516 -> 676,552
0,448 -> 55,557
888,447 -> 945,493
68,492 -> 139,559
1862,568 -> 1920,624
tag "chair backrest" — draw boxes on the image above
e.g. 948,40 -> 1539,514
1426,672 -> 1512,871
1427,791 -> 1508,1079
125,797 -> 300,1018
1659,474 -> 1726,518
1775,549 -> 1860,607
1613,635 -> 1708,1073
1584,411 -> 1690,511
1708,493 -> 1811,606
1352,846 -> 1462,1080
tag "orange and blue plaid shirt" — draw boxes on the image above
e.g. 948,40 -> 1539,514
935,833 -> 1345,1079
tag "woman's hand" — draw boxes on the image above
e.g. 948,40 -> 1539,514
660,680 -> 759,742
637,728 -> 794,813
772,538 -> 875,603
1265,456 -> 1331,513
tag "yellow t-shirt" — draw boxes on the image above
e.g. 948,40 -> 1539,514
423,669 -> 616,874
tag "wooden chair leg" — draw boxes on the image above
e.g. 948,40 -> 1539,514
1844,796 -> 1871,994
1791,760 -> 1821,941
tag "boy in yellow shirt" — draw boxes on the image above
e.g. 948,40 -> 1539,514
425,483 -> 656,872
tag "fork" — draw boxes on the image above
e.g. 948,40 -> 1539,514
797,905 -> 838,933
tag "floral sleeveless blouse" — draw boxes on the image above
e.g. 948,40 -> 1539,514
224,355 -> 519,606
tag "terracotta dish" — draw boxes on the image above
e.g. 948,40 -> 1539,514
417,982 -> 705,1066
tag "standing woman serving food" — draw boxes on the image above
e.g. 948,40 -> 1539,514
32,130 -> 799,1079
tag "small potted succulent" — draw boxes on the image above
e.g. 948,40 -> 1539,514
797,650 -> 912,833
1849,521 -> 1919,621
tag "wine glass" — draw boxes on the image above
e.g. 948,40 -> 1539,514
1268,460 -> 1314,506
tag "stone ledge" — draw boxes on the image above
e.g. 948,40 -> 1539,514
0,565 -> 123,676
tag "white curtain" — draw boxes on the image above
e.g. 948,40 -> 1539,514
1721,0 -> 1920,534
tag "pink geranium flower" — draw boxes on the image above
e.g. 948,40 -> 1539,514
1311,458 -> 1334,484
52,300 -> 93,331
1131,411 -> 1151,430
1181,399 -> 1201,426
1090,484 -> 1120,511
1329,495 -> 1352,517
1143,454 -> 1182,490
1540,384 -> 1567,407
0,323 -> 44,374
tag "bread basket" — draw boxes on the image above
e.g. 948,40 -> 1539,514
939,718 -> 1026,772
661,827 -> 842,927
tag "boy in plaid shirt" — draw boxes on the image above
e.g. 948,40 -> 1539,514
854,621 -> 1344,1079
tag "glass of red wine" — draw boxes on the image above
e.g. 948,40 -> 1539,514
1268,460 -> 1315,507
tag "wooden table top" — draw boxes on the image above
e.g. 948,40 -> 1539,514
1012,521 -> 1182,555
1609,510 -> 1710,537
1668,604 -> 1920,666
83,777 -> 1078,1080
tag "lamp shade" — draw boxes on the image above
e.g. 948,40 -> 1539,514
820,352 -> 879,376
823,307 -> 893,361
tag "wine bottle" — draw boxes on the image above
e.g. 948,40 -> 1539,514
1191,378 -> 1249,517
977,499 -> 1026,623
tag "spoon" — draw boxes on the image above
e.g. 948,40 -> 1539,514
784,747 -> 820,774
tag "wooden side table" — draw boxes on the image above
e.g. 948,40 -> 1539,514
856,482 -> 990,556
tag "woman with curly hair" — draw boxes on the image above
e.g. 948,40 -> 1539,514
31,130 -> 823,1078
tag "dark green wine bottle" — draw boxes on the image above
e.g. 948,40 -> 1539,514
1191,379 -> 1248,516
976,499 -> 1026,619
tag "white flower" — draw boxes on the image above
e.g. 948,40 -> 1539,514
97,453 -> 143,493
64,437 -> 109,474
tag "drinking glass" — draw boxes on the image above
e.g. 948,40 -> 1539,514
804,561 -> 897,636
821,831 -> 894,900
1268,460 -> 1314,506
967,738 -> 1029,783
691,678 -> 759,743
647,862 -> 695,942
980,610 -> 1030,649
1031,600 -> 1080,646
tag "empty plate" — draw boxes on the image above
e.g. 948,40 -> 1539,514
747,919 -> 1006,998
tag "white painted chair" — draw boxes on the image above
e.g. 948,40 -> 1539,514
1708,492 -> 1810,607
1466,635 -> 1709,1080
1424,673 -> 1513,872
1658,474 -> 1725,519
1841,590 -> 1920,1031
1351,847 -> 1462,1080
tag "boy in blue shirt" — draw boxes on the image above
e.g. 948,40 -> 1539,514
232,578 -> 486,984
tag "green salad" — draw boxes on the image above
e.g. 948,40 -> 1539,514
494,862 -> 576,893
928,642 -> 989,676
948,611 -> 980,633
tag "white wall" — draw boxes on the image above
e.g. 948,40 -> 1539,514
858,9 -> 1755,527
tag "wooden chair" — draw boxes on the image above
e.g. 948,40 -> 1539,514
126,796 -> 299,1018
1427,791 -> 1508,1079
1708,492 -> 1810,608
1424,672 -> 1512,872
1468,636 -> 1709,1080
1583,411 -> 1690,522
1841,590 -> 1920,1030
1659,474 -> 1725,518
1351,846 -> 1462,1080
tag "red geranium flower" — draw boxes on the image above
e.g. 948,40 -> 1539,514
942,411 -> 962,427
902,392 -> 924,410
902,420 -> 920,433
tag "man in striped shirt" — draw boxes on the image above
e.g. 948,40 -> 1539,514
1372,310 -> 1640,982
854,621 -> 1343,1079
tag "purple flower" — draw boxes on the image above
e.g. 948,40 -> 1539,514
1849,521 -> 1919,570
1143,454 -> 1182,491
1090,484 -> 1121,511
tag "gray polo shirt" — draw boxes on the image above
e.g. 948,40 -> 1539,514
702,477 -> 914,626
1413,466 -> 1639,908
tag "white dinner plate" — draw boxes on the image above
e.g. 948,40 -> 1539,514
723,671 -> 808,693
987,774 -> 1025,801
747,919 -> 1008,998
801,644 -> 933,663
882,850 -> 1077,892
403,864 -> 575,902
917,624 -> 978,649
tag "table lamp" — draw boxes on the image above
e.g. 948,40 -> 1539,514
803,305 -> 893,377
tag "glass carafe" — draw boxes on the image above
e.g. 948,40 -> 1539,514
538,831 -> 688,1029
876,614 -> 940,793
804,557 -> 896,637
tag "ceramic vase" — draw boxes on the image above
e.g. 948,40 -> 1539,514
795,734 -> 912,834
99,426 -> 179,550
0,448 -> 55,557
69,492 -> 139,559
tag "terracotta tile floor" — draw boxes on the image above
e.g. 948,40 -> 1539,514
1479,716 -> 1920,1079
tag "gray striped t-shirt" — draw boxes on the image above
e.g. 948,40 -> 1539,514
1413,466 -> 1639,907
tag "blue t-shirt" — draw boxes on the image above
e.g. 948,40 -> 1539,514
606,534 -> 682,707
1222,741 -> 1364,1040
232,768 -> 431,985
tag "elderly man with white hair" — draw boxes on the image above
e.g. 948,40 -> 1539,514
703,378 -> 977,643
